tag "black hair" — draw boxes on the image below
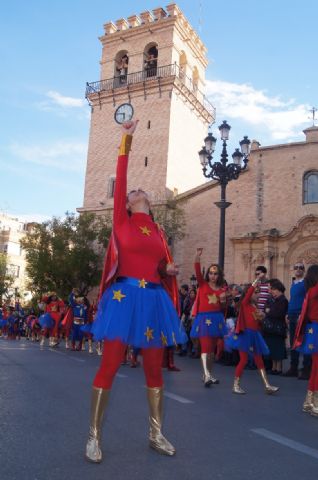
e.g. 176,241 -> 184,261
181,284 -> 189,291
255,265 -> 267,274
304,265 -> 318,291
269,278 -> 285,293
204,263 -> 225,287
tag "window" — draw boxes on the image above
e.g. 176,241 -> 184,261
143,43 -> 158,77
303,170 -> 318,204
108,176 -> 116,198
7,264 -> 20,278
114,50 -> 129,87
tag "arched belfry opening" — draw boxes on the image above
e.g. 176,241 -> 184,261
114,50 -> 129,85
143,43 -> 158,77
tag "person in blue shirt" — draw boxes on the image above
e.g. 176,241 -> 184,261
69,290 -> 88,351
283,263 -> 311,379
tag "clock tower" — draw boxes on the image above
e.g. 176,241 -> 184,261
80,3 -> 215,213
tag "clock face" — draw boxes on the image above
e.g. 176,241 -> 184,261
114,103 -> 134,124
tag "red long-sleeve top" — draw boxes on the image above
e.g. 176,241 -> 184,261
306,283 -> 318,323
44,298 -> 65,321
238,285 -> 260,331
194,262 -> 226,313
113,155 -> 167,283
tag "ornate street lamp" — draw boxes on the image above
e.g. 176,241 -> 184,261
190,274 -> 197,288
198,120 -> 251,270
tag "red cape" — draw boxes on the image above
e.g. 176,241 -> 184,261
293,291 -> 309,349
61,307 -> 74,330
98,227 -> 180,314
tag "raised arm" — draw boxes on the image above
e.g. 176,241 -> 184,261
113,121 -> 138,225
194,248 -> 205,286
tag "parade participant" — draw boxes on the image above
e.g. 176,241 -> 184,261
85,120 -> 185,463
42,292 -> 65,347
190,248 -> 227,387
227,281 -> 279,395
283,263 -> 311,379
69,290 -> 88,351
294,265 -> 318,415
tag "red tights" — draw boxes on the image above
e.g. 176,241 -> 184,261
308,353 -> 318,391
235,351 -> 264,377
200,336 -> 218,354
93,339 -> 164,389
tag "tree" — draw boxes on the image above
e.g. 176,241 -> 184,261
20,212 -> 112,298
0,253 -> 15,301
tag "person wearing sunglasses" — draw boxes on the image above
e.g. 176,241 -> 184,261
283,263 -> 311,379
85,120 -> 186,463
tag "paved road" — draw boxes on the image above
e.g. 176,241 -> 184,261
0,337 -> 317,480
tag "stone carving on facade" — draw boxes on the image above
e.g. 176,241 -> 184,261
241,252 -> 252,270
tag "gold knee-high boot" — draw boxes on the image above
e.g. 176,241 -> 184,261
310,391 -> 318,417
147,387 -> 176,456
201,353 -> 212,386
259,369 -> 279,394
85,387 -> 110,463
207,353 -> 219,384
232,377 -> 246,394
303,390 -> 314,413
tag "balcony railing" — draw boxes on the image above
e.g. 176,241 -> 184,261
86,63 -> 215,119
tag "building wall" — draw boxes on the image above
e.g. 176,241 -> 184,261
174,128 -> 318,289
0,214 -> 29,296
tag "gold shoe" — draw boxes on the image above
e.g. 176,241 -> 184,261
147,387 -> 176,456
310,391 -> 318,417
259,369 -> 279,394
40,336 -> 45,347
232,377 -> 246,394
85,387 -> 110,463
303,390 -> 314,412
88,339 -> 93,354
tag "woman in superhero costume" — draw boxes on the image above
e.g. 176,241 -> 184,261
85,120 -> 186,463
190,248 -> 227,386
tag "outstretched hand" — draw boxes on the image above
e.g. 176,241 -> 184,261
166,262 -> 179,276
195,247 -> 203,262
121,119 -> 139,135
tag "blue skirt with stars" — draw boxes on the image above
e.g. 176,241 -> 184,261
225,328 -> 269,356
296,322 -> 318,355
91,277 -> 187,348
190,311 -> 227,338
39,313 -> 55,329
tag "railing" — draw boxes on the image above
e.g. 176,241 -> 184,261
86,63 -> 215,119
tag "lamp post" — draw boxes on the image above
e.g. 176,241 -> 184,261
198,120 -> 251,270
190,274 -> 197,289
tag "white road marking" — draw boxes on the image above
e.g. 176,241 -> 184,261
164,391 -> 194,404
116,373 -> 128,378
251,428 -> 318,460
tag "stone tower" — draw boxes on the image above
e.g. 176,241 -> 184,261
80,3 -> 215,214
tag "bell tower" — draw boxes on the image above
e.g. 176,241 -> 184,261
80,3 -> 215,213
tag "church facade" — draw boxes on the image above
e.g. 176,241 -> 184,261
79,4 -> 318,289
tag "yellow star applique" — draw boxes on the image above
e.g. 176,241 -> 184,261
207,294 -> 218,304
139,225 -> 151,236
172,331 -> 177,346
205,319 -> 212,326
233,335 -> 238,340
308,328 -> 314,334
218,323 -> 223,330
139,278 -> 148,289
308,344 -> 314,350
112,289 -> 126,302
161,331 -> 168,346
144,326 -> 154,342
249,346 -> 254,352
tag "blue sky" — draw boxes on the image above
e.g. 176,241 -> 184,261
1,0 -> 317,221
